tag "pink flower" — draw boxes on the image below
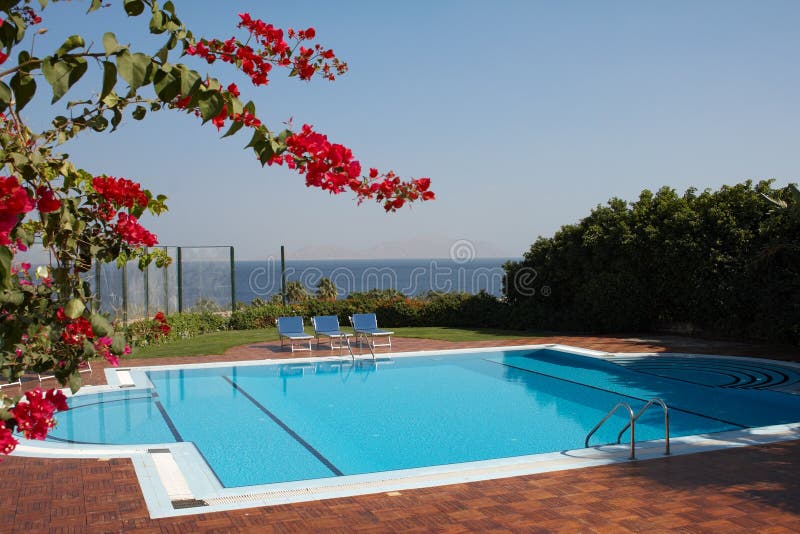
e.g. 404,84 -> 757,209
0,421 -> 18,456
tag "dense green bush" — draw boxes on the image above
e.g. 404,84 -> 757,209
127,312 -> 229,346
504,180 -> 800,343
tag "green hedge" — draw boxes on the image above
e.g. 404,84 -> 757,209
504,180 -> 800,344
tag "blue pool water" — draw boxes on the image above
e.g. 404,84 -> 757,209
47,348 -> 800,488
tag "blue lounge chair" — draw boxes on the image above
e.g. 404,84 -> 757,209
349,313 -> 393,349
311,315 -> 352,349
277,316 -> 313,352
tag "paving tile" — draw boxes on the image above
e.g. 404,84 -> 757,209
1,334 -> 799,532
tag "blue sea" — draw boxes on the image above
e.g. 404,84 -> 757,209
89,258 -> 515,318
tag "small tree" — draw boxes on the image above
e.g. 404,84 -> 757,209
315,277 -> 338,301
0,0 -> 433,457
284,281 -> 309,304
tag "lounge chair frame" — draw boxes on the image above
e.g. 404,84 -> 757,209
277,316 -> 313,352
349,313 -> 393,350
311,315 -> 352,350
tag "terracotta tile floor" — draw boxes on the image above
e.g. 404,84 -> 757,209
2,334 -> 800,532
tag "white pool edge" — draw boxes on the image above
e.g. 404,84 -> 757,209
10,344 -> 800,518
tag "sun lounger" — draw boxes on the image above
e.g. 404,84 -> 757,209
38,361 -> 92,383
277,316 -> 313,352
349,313 -> 393,349
311,315 -> 352,349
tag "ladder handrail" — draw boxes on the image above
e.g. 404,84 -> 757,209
585,402 -> 636,460
343,334 -> 376,361
616,397 -> 670,455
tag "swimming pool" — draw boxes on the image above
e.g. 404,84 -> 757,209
46,346 -> 800,489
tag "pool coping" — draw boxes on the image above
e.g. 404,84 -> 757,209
11,343 -> 800,518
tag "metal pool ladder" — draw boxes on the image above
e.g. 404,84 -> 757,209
584,398 -> 670,460
344,334 -> 376,361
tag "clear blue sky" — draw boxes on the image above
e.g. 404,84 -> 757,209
23,0 -> 800,259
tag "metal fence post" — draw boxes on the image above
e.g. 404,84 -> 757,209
94,263 -> 102,314
229,246 -> 236,311
122,262 -> 128,324
281,245 -> 287,305
144,247 -> 150,319
177,247 -> 183,313
164,246 -> 169,314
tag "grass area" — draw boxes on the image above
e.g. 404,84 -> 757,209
391,326 -> 541,341
131,328 -> 277,359
130,326 -> 542,359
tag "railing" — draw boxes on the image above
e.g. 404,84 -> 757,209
585,402 -> 637,459
584,398 -> 670,460
617,398 -> 670,456
343,334 -> 376,362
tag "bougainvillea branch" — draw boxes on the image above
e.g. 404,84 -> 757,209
0,0 -> 433,457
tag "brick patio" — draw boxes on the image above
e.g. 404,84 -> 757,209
2,334 -> 799,533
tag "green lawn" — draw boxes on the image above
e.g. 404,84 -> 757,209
130,326 -> 541,359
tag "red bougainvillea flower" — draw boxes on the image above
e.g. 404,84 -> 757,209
61,317 -> 94,346
155,311 -> 171,336
113,213 -> 158,247
36,186 -> 61,213
0,421 -> 18,456
92,176 -> 149,210
10,388 -> 69,441
93,337 -> 119,366
0,175 -> 34,245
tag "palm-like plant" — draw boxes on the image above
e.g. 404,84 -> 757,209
285,281 -> 309,303
316,277 -> 338,301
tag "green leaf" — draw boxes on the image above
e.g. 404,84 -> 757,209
90,313 -> 113,337
89,114 -> 109,132
64,298 -> 85,319
0,246 -> 12,290
42,56 -> 88,103
196,91 -> 223,122
0,81 -> 11,114
68,372 -> 82,394
110,108 -> 123,131
56,35 -> 85,57
179,67 -> 201,98
10,71 -> 35,111
221,119 -> 244,139
149,10 -> 166,34
123,0 -> 145,16
102,32 -> 123,57
153,66 -> 179,102
116,51 -> 154,90
100,61 -> 116,101
110,334 -> 127,354
132,105 -> 146,120
0,290 -> 24,305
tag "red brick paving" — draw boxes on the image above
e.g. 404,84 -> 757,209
2,333 -> 800,532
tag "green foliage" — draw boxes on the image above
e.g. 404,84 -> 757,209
127,311 -> 228,347
504,181 -> 800,344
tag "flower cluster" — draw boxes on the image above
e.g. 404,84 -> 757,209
269,124 -> 435,211
0,421 -> 18,456
92,336 -> 129,367
55,307 -> 128,365
92,176 -> 149,212
60,316 -> 94,346
10,388 -> 68,440
36,186 -> 61,213
153,311 -> 171,337
0,175 -> 34,246
113,212 -> 158,247
185,14 -> 347,87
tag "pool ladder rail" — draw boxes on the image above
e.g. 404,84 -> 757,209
344,334 -> 376,361
584,398 -> 670,460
